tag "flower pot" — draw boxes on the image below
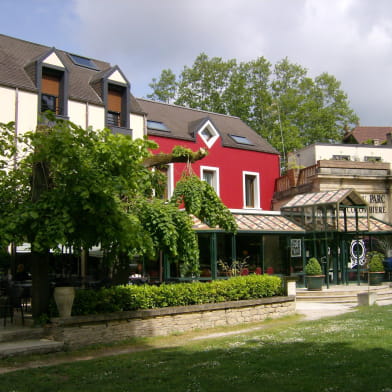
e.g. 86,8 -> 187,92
368,272 -> 384,286
54,286 -> 75,317
306,275 -> 325,291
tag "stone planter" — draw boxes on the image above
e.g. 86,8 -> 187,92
54,286 -> 75,318
357,292 -> 377,306
306,275 -> 325,291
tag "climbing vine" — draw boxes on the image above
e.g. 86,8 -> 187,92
171,169 -> 237,233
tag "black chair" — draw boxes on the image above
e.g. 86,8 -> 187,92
0,285 -> 25,326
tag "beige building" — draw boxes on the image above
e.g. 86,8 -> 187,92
0,34 -> 146,144
274,142 -> 392,223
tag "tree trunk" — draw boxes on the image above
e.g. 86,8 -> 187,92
31,154 -> 51,318
31,250 -> 50,318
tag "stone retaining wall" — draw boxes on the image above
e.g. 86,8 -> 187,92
48,296 -> 295,348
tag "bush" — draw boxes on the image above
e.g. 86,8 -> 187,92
304,257 -> 323,275
367,251 -> 385,272
71,275 -> 283,316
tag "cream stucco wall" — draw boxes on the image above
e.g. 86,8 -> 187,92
0,87 -> 38,135
130,113 -> 145,140
86,105 -> 105,131
289,143 -> 392,168
0,86 -> 15,124
17,91 -> 38,135
68,101 -> 105,131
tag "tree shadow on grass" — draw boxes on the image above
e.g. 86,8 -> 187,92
2,339 -> 392,392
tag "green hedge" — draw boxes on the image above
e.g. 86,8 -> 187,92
72,275 -> 283,316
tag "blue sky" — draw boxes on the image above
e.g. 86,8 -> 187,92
2,0 -> 392,126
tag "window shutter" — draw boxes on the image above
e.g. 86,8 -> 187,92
42,74 -> 60,96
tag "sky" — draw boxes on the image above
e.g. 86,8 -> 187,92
2,0 -> 392,126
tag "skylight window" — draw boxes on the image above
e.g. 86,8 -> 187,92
68,53 -> 99,70
147,120 -> 169,132
230,134 -> 254,145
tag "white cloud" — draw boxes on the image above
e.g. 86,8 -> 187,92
67,0 -> 392,125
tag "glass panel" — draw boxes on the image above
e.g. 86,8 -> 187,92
107,111 -> 120,127
68,53 -> 99,70
230,134 -> 253,145
245,175 -> 255,207
203,170 -> 214,186
41,94 -> 58,114
147,120 -> 169,132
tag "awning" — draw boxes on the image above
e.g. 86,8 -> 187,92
192,213 -> 306,234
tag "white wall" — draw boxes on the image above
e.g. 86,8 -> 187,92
289,143 -> 392,167
130,113 -> 145,140
0,86 -> 15,124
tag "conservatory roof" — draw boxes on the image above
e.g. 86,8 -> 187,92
282,189 -> 367,209
192,213 -> 306,234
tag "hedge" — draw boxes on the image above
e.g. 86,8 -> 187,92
71,275 -> 283,316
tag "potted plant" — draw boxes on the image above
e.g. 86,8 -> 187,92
305,257 -> 325,291
53,276 -> 76,318
367,251 -> 385,286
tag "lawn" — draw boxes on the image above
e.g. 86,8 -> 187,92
1,306 -> 392,392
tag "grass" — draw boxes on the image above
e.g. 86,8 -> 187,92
1,306 -> 392,391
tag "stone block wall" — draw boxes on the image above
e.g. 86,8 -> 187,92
48,296 -> 295,348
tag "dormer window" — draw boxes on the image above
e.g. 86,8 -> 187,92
41,70 -> 60,114
107,84 -> 125,127
40,67 -> 67,117
101,67 -> 131,133
201,128 -> 213,141
34,50 -> 68,119
198,120 -> 219,148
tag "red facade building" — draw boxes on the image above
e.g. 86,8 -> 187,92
137,99 -> 280,210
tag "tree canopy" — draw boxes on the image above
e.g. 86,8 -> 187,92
147,54 -> 359,164
0,115 -> 236,315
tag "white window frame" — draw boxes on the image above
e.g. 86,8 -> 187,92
200,166 -> 220,196
152,163 -> 174,199
166,163 -> 174,199
243,171 -> 260,209
198,120 -> 220,148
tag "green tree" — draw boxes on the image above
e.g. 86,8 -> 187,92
147,69 -> 177,103
1,115 -> 235,316
148,55 -> 359,160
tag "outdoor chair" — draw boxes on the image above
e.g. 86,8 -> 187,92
0,285 -> 25,326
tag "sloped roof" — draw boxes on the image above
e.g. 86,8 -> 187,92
282,189 -> 367,209
192,213 -> 305,233
342,217 -> 392,233
137,98 -> 279,154
0,34 -> 144,114
343,126 -> 392,144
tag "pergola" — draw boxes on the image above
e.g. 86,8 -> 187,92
281,189 -> 392,285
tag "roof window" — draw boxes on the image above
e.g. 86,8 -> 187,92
147,120 -> 169,132
230,134 -> 254,146
68,53 -> 99,70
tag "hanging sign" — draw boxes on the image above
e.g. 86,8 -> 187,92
290,239 -> 301,257
350,240 -> 366,268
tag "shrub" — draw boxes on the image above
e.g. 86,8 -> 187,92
71,275 -> 283,316
367,251 -> 385,272
304,257 -> 323,275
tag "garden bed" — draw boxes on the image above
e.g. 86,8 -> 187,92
48,295 -> 295,348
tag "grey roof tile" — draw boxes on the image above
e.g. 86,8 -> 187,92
137,98 -> 279,154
